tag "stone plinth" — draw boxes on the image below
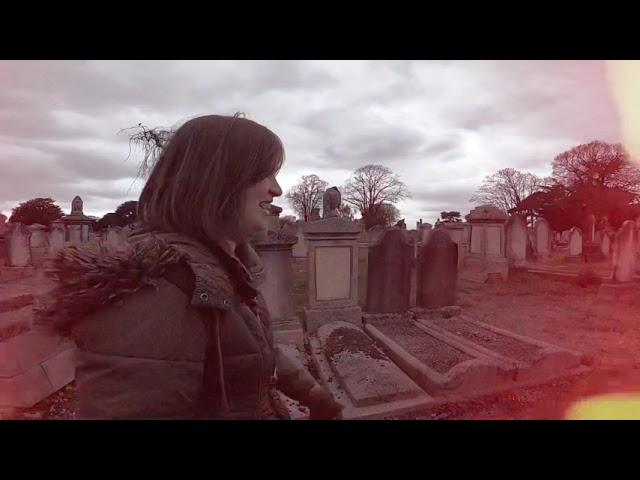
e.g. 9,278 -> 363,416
461,205 -> 508,282
303,217 -> 363,333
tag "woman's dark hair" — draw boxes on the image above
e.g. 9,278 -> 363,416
138,113 -> 284,244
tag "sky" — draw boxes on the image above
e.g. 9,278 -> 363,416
0,60 -> 630,226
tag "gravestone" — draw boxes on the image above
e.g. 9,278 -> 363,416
601,232 -> 611,258
506,214 -> 527,269
303,212 -> 363,333
5,223 -> 32,267
567,227 -> 583,261
461,205 -> 508,282
417,229 -> 457,309
613,220 -> 636,282
599,220 -> 638,299
48,221 -> 66,256
365,228 -> 412,314
26,224 -> 49,266
105,227 -> 126,249
291,221 -> 308,258
534,218 -> 551,260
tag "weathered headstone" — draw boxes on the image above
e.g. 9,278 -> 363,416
5,223 -> 32,267
67,225 -> 82,245
461,205 -> 508,282
601,232 -> 611,258
105,227 -> 126,249
534,218 -> 551,260
506,214 -> 527,268
26,224 -> 49,266
613,220 -> 636,282
417,229 -> 457,308
48,221 -> 66,256
303,213 -> 363,333
568,227 -> 583,257
365,228 -> 412,314
322,187 -> 341,219
0,213 -> 7,236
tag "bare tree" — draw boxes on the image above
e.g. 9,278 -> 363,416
552,140 -> 640,194
342,164 -> 411,218
363,202 -> 401,229
470,168 -> 551,215
121,123 -> 174,179
285,174 -> 328,222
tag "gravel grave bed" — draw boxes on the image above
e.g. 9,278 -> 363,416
430,317 -> 542,363
371,319 -> 473,374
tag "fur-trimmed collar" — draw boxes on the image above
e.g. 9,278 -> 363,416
35,231 -> 266,336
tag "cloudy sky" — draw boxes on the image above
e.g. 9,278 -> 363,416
0,60 -> 630,226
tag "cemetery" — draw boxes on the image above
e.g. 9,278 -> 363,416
2,184 -> 640,420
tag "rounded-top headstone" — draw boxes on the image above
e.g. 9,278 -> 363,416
71,195 -> 83,215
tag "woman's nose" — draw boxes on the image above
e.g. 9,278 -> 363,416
270,178 -> 283,197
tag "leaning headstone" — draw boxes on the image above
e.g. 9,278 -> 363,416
506,214 -> 527,268
365,228 -> 412,314
417,229 -> 457,309
5,222 -> 32,267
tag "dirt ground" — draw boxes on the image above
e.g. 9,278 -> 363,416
5,270 -> 640,420
393,271 -> 640,419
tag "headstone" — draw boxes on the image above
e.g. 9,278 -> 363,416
67,225 -> 82,245
0,213 -> 7,236
322,187 -> 341,219
366,225 -> 386,246
568,227 -> 583,256
105,227 -> 126,249
365,228 -> 412,314
291,221 -> 308,258
5,222 -> 32,267
310,208 -> 321,221
506,215 -> 527,268
417,229 -> 457,308
252,229 -> 301,346
303,216 -> 363,333
26,223 -> 49,266
601,233 -> 611,258
560,230 -> 571,244
48,221 -> 66,256
534,218 -> 551,260
613,220 -> 636,282
461,205 -> 508,282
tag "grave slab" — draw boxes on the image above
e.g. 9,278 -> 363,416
364,319 -> 517,399
309,321 -> 433,418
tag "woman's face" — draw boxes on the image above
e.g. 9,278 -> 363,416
236,174 -> 283,241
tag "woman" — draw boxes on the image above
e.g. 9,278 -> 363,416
40,114 -> 343,420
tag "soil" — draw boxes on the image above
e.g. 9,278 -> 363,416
389,270 -> 640,419
429,317 -> 542,363
371,319 -> 473,374
324,327 -> 387,362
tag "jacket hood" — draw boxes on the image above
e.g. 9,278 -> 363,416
35,231 -> 266,337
